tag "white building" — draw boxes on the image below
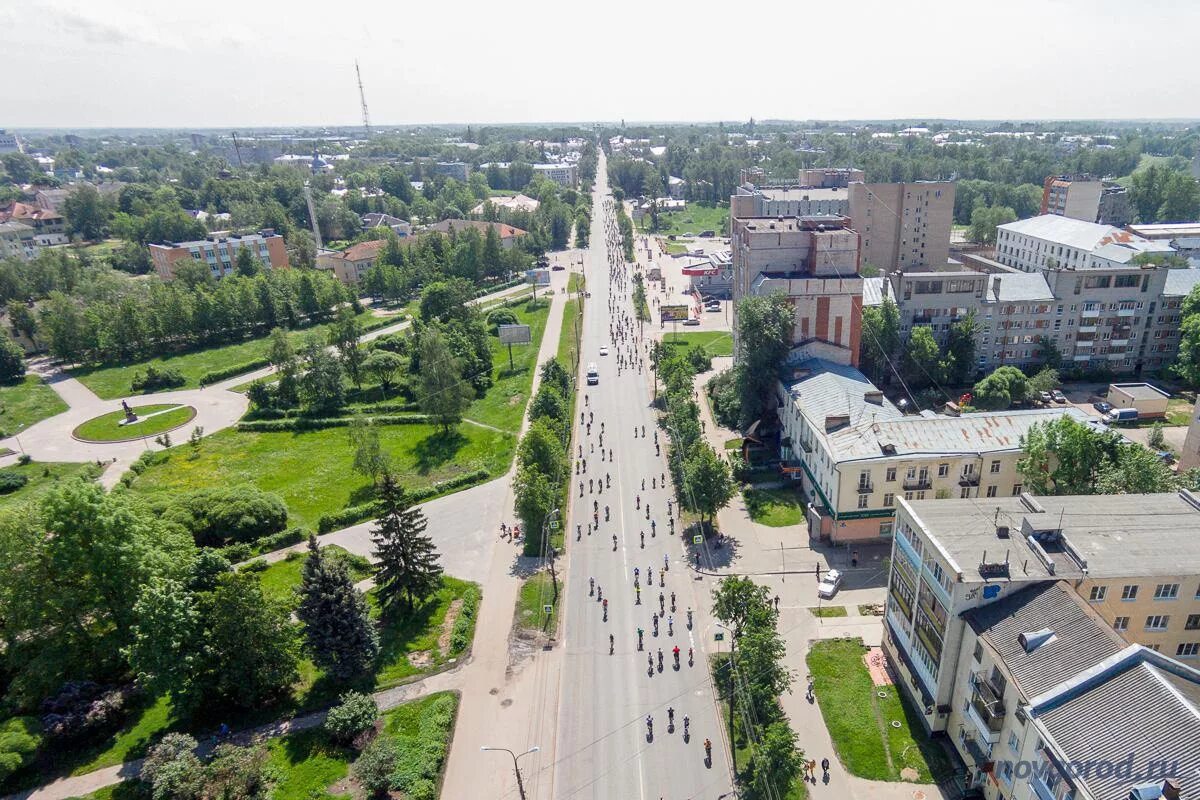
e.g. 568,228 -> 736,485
995,216 -> 1175,273
532,163 -> 578,188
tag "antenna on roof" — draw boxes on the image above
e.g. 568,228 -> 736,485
355,60 -> 371,140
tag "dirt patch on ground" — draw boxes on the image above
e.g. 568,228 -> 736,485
408,650 -> 433,669
508,393 -> 524,406
865,646 -> 894,686
437,599 -> 464,654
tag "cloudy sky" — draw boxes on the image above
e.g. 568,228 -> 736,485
2,0 -> 1197,128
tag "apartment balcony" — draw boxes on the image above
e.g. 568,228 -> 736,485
1073,353 -> 1092,361
958,473 -> 980,487
903,477 -> 932,490
1075,339 -> 1094,348
1111,338 -> 1129,347
967,696 -> 1003,742
1078,325 -> 1097,334
961,734 -> 993,769
857,482 -> 874,494
1118,307 -> 1136,317
1081,307 -> 1101,318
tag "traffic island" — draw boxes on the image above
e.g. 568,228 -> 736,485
72,404 -> 197,443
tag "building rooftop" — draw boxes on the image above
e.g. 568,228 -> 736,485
1109,382 -> 1170,401
1030,646 -> 1200,800
963,582 -> 1124,697
425,219 -> 527,239
1126,222 -> 1200,239
986,272 -> 1055,302
902,491 -> 1200,582
150,230 -> 280,249
471,194 -> 539,215
756,187 -> 847,202
863,276 -> 885,306
337,239 -> 388,262
1000,215 -> 1174,266
0,220 -> 34,234
1163,268 -> 1200,297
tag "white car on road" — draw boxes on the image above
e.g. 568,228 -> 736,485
817,569 -> 843,599
599,346 -> 609,356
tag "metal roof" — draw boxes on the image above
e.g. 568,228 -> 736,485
862,276 -> 885,306
1163,267 -> 1200,297
1000,215 -> 1139,251
989,272 -> 1055,302
964,582 -> 1124,697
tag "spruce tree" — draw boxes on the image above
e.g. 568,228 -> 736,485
371,473 -> 444,615
296,536 -> 379,679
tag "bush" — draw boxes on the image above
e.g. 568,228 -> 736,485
316,469 -> 490,532
0,333 -> 25,384
15,454 -> 31,466
352,737 -> 397,798
0,716 -> 42,784
1149,421 -> 1167,450
449,585 -> 481,655
236,414 -> 432,432
199,358 -> 270,386
486,309 -> 518,334
40,681 -> 136,741
162,485 -> 288,546
687,347 -> 712,374
0,470 -> 28,494
707,369 -> 741,429
131,365 -> 185,392
324,691 -> 379,745
390,695 -> 456,797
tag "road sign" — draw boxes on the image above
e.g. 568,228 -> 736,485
548,520 -> 559,530
693,534 -> 704,545
714,632 -> 725,642
498,324 -> 532,344
543,605 -> 553,614
660,304 -> 690,322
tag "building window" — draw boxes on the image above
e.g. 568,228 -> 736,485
1012,484 -> 1022,496
938,463 -> 949,477
989,460 -> 1001,474
879,521 -> 893,537
858,494 -> 869,510
1145,615 -> 1170,631
960,487 -> 971,498
1155,583 -> 1180,600
916,491 -> 926,500
886,467 -> 896,482
1008,732 -> 1020,753
1000,761 -> 1014,785
1113,616 -> 1129,631
1122,584 -> 1139,601
858,470 -> 872,489
1177,643 -> 1200,658
904,492 -> 913,501
1186,614 -> 1200,631
906,466 -> 916,480
1089,586 -> 1107,601
985,485 -> 997,498
973,641 -> 983,662
883,493 -> 894,507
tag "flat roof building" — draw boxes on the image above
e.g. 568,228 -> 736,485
848,181 -> 955,271
149,230 -> 289,280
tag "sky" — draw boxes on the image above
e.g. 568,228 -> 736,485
2,0 -> 1198,129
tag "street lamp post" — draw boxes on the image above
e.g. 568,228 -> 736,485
480,745 -> 540,800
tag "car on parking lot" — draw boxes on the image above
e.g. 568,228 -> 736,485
599,346 -> 609,356
1039,391 -> 1053,404
1093,401 -> 1112,414
817,569 -> 843,599
705,303 -> 721,312
1052,389 -> 1067,404
551,264 -> 564,271
682,317 -> 700,326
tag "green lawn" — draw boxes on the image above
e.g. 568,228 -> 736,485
567,272 -> 585,294
0,376 -> 69,437
0,462 -> 102,514
1166,397 -> 1193,427
744,487 -> 804,527
809,606 -> 848,618
557,296 -> 584,379
807,638 -> 952,783
70,310 -> 387,399
465,299 -> 551,433
516,571 -> 561,634
248,546 -> 373,607
266,725 -> 353,800
128,422 -> 513,532
638,203 -> 729,237
661,240 -> 687,255
662,330 -> 733,358
73,404 -> 195,442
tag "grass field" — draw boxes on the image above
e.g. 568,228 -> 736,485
516,571 -> 561,634
744,487 -> 804,527
249,546 -> 373,606
0,376 -> 69,437
73,404 -> 195,442
465,299 -> 550,433
660,240 -> 687,255
70,310 -> 386,400
128,423 -> 514,531
809,605 -> 848,618
637,204 -> 729,237
807,638 -> 952,783
662,330 -> 733,358
0,462 -> 102,514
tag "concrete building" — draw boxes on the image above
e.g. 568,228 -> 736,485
667,175 -> 686,199
884,491 -> 1200,742
730,214 -> 863,367
0,202 -> 67,245
1040,175 -> 1131,227
0,130 -> 20,153
316,239 -> 386,285
532,163 -> 577,187
424,219 -> 526,249
685,249 -> 733,299
1126,222 -> 1200,266
1106,382 -> 1169,418
775,359 -> 1088,542
731,185 -> 849,218
848,181 -> 955,271
798,167 -> 865,188
433,162 -> 470,181
361,213 -> 412,237
0,220 -> 37,260
148,230 -> 289,280
995,215 -> 1173,273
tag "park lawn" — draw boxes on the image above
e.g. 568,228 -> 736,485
128,423 -> 515,531
266,726 -> 353,800
638,203 -> 729,237
661,240 -> 687,255
516,571 -> 561,634
807,638 -> 951,783
1166,397 -> 1192,427
557,297 -> 583,379
365,576 -> 480,688
744,487 -> 804,527
465,298 -> 551,433
809,606 -> 848,618
0,376 -> 69,436
567,272 -> 585,294
249,546 -> 373,607
71,310 -> 387,400
73,404 -> 195,443
0,462 -> 102,514
662,330 -> 733,358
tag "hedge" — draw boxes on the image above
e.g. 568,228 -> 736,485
199,358 -> 271,386
216,526 -> 308,564
317,468 -> 490,532
246,401 -> 420,421
237,414 -> 432,432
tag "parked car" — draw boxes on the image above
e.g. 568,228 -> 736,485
551,264 -> 565,271
1093,401 -> 1113,414
682,317 -> 701,326
1052,390 -> 1068,404
1039,391 -> 1053,404
699,230 -> 715,238
817,569 -> 843,599
705,304 -> 721,312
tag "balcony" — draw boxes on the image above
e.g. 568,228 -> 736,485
903,476 -> 932,490
1078,325 -> 1097,333
959,473 -> 980,487
1081,307 -> 1101,318
857,482 -> 874,494
1118,307 -> 1136,317
1075,339 -> 1094,348
1111,338 -> 1129,347
1073,353 -> 1092,362
968,693 -> 1005,741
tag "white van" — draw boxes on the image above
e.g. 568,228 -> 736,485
586,362 -> 599,385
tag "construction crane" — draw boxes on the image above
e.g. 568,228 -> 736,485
355,60 -> 371,139
303,182 -> 323,251
230,131 -> 244,168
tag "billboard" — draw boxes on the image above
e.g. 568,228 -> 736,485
498,324 -> 532,344
525,268 -> 551,286
660,304 -> 690,323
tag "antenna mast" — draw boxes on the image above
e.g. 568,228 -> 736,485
355,60 -> 371,139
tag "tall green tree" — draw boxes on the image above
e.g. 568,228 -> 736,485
347,416 -> 390,484
682,443 -> 734,529
942,311 -> 978,385
711,576 -> 775,640
1018,415 -> 1125,495
734,294 -> 793,429
860,297 -> 901,385
514,464 -> 557,557
301,340 -> 346,415
972,366 -> 1028,410
744,721 -> 805,800
0,331 -> 25,383
329,306 -> 364,388
415,325 -> 473,432
902,327 -> 943,392
969,205 -> 1017,245
234,246 -> 261,278
296,536 -> 379,679
371,472 -> 443,614
62,184 -> 109,241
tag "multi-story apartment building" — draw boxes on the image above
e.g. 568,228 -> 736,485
884,491 -> 1200,744
942,581 -> 1199,800
148,230 -> 289,280
0,202 -> 67,245
1040,174 -> 1131,227
848,181 -> 955,271
876,264 -> 1200,375
774,361 -> 1087,542
0,220 -> 37,261
432,161 -> 470,181
798,167 -> 865,188
731,185 -> 849,218
532,163 -> 578,188
995,215 -> 1173,273
729,214 -> 862,366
